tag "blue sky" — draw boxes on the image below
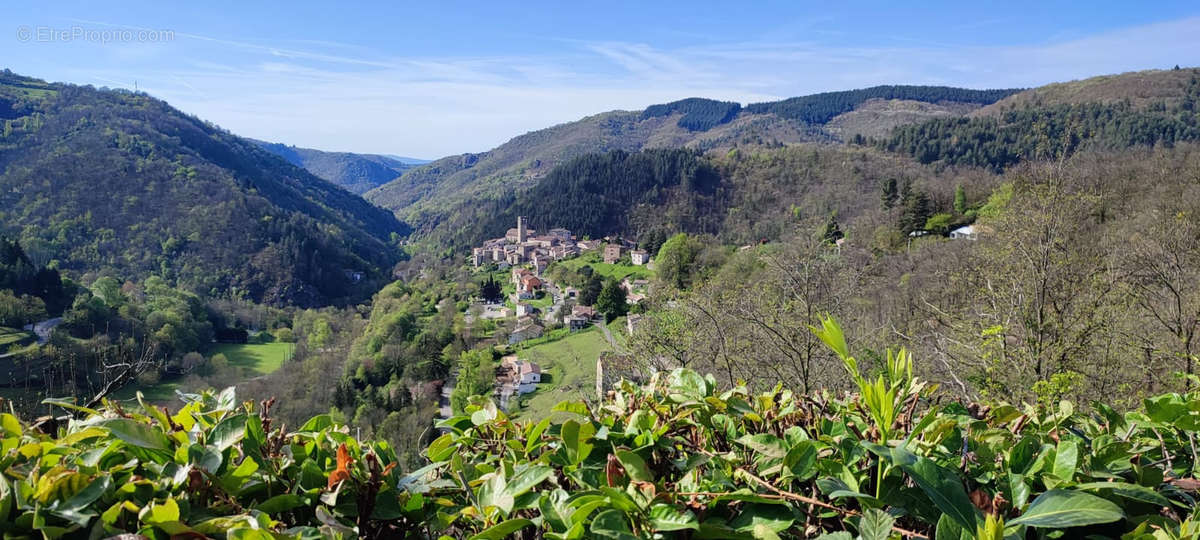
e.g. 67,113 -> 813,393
4,1 -> 1200,158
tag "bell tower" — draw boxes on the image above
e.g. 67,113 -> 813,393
517,216 -> 527,243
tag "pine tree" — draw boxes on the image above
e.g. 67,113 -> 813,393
595,278 -> 628,321
899,189 -> 934,234
880,178 -> 898,210
580,274 -> 604,306
954,184 -> 968,215
480,276 -> 502,303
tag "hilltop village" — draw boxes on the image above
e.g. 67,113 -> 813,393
471,216 -> 650,270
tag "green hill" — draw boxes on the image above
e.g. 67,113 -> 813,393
975,67 -> 1198,116
251,139 -> 415,195
0,69 -> 409,307
882,68 -> 1200,171
744,85 -> 1019,124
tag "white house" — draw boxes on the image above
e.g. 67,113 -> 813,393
517,361 -> 541,387
499,356 -> 542,394
950,225 -> 978,240
630,250 -> 650,265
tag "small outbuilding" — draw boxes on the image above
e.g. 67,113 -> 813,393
950,225 -> 978,240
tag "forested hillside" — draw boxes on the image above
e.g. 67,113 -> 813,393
251,139 -> 414,195
459,149 -> 722,247
435,140 -> 991,252
881,69 -> 1200,171
976,67 -> 1198,115
366,85 -> 1018,245
745,85 -> 1020,124
641,97 -> 743,131
444,68 -> 1198,255
0,70 -> 409,307
0,236 -> 71,323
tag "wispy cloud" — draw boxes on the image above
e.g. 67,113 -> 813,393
48,15 -> 1200,158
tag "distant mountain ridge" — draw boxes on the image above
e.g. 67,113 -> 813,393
364,84 -> 1022,243
385,155 -> 431,165
974,68 -> 1197,116
251,140 -> 417,195
0,69 -> 409,306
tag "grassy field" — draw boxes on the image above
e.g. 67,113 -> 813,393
212,342 -> 294,376
115,342 -> 294,403
0,326 -> 36,350
527,292 -> 554,310
510,326 -> 613,421
555,252 -> 654,281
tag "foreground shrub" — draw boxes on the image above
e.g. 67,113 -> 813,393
1,319 -> 1198,538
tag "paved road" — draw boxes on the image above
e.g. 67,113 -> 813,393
597,319 -> 627,353
542,283 -> 566,324
438,382 -> 454,419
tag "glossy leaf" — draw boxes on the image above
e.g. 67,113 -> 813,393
1009,489 -> 1124,528
890,446 -> 979,531
468,518 -> 533,540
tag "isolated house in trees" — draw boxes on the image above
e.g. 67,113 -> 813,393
630,249 -> 649,265
950,225 -> 978,240
567,315 -> 590,331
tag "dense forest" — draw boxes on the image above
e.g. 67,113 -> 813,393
470,149 -> 722,245
0,70 -> 409,307
881,71 -> 1200,170
0,236 -> 71,325
444,140 -> 989,253
641,97 -> 743,131
746,85 -> 1022,125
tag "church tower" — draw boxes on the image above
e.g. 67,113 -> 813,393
517,216 -> 527,243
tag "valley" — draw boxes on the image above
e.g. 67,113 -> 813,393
2,61 -> 1200,539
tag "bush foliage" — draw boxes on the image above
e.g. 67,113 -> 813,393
3,319 -> 1198,538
